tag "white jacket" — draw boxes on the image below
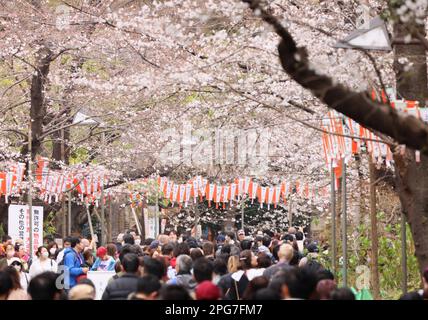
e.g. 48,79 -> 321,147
29,258 -> 57,278
20,272 -> 31,291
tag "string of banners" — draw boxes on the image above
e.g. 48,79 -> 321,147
128,176 -> 330,210
0,162 -> 26,203
0,157 -> 108,204
1,159 -> 329,209
321,89 -> 427,170
35,158 -> 108,204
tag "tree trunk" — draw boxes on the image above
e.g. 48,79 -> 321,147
51,59 -> 83,164
21,46 -> 54,160
394,151 -> 428,273
393,21 -> 428,273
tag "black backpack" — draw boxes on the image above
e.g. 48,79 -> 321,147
225,272 -> 250,300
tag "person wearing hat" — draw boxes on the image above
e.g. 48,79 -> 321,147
216,234 -> 225,245
306,242 -> 320,259
149,240 -> 161,258
10,258 -> 31,292
91,246 -> 115,271
68,284 -> 96,300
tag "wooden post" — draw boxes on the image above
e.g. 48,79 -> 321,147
369,160 -> 380,299
85,204 -> 96,250
131,206 -> 142,236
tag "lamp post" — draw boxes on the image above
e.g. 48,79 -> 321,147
72,111 -> 106,243
332,6 -> 392,296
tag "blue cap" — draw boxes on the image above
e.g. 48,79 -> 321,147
149,240 -> 160,250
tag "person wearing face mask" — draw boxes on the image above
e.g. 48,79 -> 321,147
47,241 -> 59,260
29,246 -> 58,278
10,259 -> 31,291
0,244 -> 17,270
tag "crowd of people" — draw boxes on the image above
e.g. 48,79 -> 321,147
0,228 -> 427,300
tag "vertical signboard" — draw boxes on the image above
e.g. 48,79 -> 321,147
144,206 -> 157,239
8,205 -> 44,256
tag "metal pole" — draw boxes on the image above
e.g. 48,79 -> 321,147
331,162 -> 336,274
341,159 -> 347,287
288,198 -> 292,228
140,204 -> 146,240
68,191 -> 72,235
108,196 -> 113,242
195,203 -> 201,240
100,182 -> 105,245
28,122 -> 33,258
61,196 -> 66,237
401,210 -> 407,294
369,161 -> 380,299
241,196 -> 245,231
61,128 -> 66,237
155,177 -> 159,238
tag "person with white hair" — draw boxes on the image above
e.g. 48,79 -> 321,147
262,244 -> 294,281
167,254 -> 196,292
115,233 -> 124,253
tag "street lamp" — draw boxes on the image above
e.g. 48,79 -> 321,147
72,111 -> 101,126
331,9 -> 391,291
72,110 -> 107,244
333,16 -> 392,51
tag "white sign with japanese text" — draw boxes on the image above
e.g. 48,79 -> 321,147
8,204 -> 44,256
87,271 -> 115,300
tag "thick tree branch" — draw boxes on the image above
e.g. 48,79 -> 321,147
243,0 -> 428,155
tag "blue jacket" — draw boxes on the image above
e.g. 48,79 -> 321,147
91,257 -> 116,271
63,248 -> 84,289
